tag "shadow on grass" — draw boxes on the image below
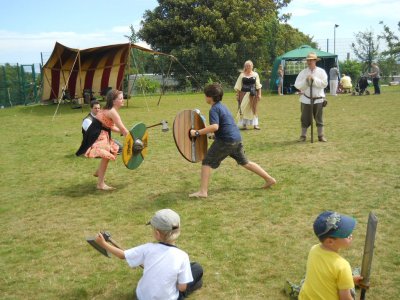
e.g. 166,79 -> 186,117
52,181 -> 131,198
146,190 -> 194,204
144,185 -> 259,204
268,139 -> 302,147
61,288 -> 136,300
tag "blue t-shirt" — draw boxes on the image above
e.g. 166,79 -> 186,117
209,102 -> 242,142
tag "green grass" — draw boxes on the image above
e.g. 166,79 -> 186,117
0,86 -> 399,299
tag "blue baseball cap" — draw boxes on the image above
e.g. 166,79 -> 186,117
313,211 -> 356,239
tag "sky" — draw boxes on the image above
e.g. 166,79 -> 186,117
0,0 -> 398,64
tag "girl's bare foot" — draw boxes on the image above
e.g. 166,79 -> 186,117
97,184 -> 116,191
189,191 -> 208,198
262,178 -> 276,189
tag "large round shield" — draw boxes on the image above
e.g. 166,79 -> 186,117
173,110 -> 207,163
122,123 -> 148,170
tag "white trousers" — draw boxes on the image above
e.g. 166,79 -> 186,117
330,80 -> 338,96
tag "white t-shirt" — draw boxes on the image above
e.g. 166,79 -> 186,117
82,113 -> 95,132
125,242 -> 193,300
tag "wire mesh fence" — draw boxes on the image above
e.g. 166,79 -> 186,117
0,63 -> 41,108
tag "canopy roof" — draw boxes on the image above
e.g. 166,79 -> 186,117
269,45 -> 338,91
42,42 -> 171,101
280,45 -> 337,60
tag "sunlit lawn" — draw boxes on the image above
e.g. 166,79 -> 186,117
0,85 -> 399,299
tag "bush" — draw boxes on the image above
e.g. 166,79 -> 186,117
339,60 -> 363,80
136,76 -> 160,94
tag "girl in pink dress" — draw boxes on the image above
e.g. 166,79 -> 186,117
78,90 -> 129,190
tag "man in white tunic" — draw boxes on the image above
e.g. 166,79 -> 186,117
294,52 -> 328,142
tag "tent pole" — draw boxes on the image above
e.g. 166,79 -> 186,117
52,51 -> 80,120
58,52 -> 68,95
78,50 -> 83,112
51,47 -> 65,121
128,47 -> 138,102
157,58 -> 173,106
42,67 -> 57,104
50,46 -> 65,120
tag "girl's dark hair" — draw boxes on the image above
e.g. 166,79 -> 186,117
104,89 -> 122,109
204,83 -> 224,102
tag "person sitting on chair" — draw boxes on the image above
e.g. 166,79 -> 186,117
82,100 -> 123,154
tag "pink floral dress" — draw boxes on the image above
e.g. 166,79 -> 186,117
85,110 -> 119,160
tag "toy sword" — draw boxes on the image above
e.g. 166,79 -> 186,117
359,212 -> 378,300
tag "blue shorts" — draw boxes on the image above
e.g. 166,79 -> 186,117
202,139 -> 249,169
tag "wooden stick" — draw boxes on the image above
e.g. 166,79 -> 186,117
310,79 -> 314,143
359,212 -> 378,300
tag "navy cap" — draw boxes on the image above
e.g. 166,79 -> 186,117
313,211 -> 356,239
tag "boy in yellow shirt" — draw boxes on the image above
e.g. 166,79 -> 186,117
299,211 -> 363,300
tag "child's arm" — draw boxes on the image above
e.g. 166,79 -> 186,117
190,124 -> 218,137
338,289 -> 354,300
177,283 -> 187,292
108,108 -> 129,136
338,275 -> 364,300
353,275 -> 368,289
110,125 -> 121,134
95,232 -> 126,259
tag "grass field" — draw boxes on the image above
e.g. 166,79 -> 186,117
0,86 -> 399,299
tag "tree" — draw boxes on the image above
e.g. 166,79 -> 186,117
137,0 -> 294,86
339,59 -> 363,81
276,24 -> 316,56
378,21 -> 400,59
124,25 -> 139,44
124,25 -> 168,76
378,21 -> 400,77
351,30 -> 379,70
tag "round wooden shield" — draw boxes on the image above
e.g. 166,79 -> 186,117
173,110 -> 207,163
122,123 -> 148,170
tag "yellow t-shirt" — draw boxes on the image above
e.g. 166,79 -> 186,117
340,76 -> 352,88
299,244 -> 354,300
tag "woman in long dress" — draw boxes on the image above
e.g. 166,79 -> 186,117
234,60 -> 262,130
76,89 -> 129,190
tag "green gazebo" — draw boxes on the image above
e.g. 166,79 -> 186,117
270,45 -> 338,93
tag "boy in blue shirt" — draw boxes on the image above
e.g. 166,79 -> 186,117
189,83 -> 276,198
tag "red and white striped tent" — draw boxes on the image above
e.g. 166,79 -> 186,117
42,42 -> 170,101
